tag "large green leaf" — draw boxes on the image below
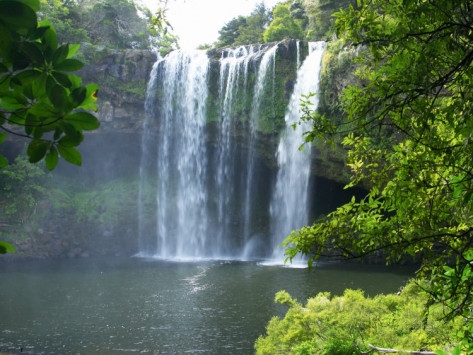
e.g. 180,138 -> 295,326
28,24 -> 49,40
20,41 -> 43,64
54,58 -> 84,72
0,155 -> 8,168
45,146 -> 59,170
65,112 -> 100,131
48,84 -> 69,112
67,44 -> 81,58
70,87 -> 87,106
52,44 -> 70,65
38,20 -> 57,54
79,83 -> 99,111
13,69 -> 42,85
57,144 -> 82,166
61,123 -> 84,145
0,241 -> 15,254
0,94 -> 28,110
52,71 -> 72,88
27,139 -> 50,163
0,1 -> 37,31
16,0 -> 40,12
28,101 -> 57,117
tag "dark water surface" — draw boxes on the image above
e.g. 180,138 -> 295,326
0,257 -> 415,354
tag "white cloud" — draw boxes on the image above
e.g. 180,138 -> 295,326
142,0 -> 282,49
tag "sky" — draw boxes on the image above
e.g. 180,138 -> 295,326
141,0 -> 283,49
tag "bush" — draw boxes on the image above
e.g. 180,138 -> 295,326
255,281 -> 463,354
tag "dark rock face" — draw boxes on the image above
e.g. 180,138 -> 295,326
77,40 -> 312,173
83,39 -> 307,135
79,47 -> 157,134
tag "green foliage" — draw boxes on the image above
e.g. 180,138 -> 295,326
0,172 -> 147,255
217,2 -> 272,48
285,0 -> 473,350
0,240 -> 15,253
302,0 -> 352,40
38,177 -> 141,245
263,3 -> 304,42
86,0 -> 152,49
148,0 -> 179,54
255,281 -> 463,354
235,3 -> 270,45
212,0 -> 353,47
40,0 -> 157,50
0,0 -> 99,171
0,156 -> 47,222
218,16 -> 248,48
38,0 -> 90,44
0,156 -> 48,249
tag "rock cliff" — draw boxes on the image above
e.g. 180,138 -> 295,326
78,39 -> 349,185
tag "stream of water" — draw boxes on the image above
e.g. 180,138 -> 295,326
0,257 -> 414,354
137,42 -> 327,262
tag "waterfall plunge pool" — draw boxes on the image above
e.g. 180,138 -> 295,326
0,257 -> 415,354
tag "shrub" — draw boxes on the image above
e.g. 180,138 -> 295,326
255,281 -> 463,354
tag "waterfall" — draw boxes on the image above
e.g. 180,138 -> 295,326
137,41 -> 325,262
137,52 -> 162,254
269,41 -> 326,263
213,45 -> 259,253
241,45 -> 278,258
139,50 -> 210,259
139,44 -> 279,260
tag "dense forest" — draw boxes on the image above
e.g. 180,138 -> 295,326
2,0 -> 473,353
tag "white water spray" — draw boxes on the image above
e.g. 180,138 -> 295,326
214,45 -> 277,256
241,45 -> 278,257
269,41 -> 326,264
138,41 -> 325,262
140,50 -> 211,259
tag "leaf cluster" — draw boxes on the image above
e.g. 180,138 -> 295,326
0,0 -> 100,170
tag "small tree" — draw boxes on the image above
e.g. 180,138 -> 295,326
263,3 -> 303,42
217,16 -> 248,48
233,2 -> 272,46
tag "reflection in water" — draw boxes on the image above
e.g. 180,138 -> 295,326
0,258 -> 414,354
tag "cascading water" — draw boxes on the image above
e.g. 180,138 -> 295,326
139,50 -> 211,259
241,45 -> 278,257
214,45 -> 259,252
138,41 -> 325,261
139,45 -> 279,259
137,52 -> 162,254
269,41 -> 326,263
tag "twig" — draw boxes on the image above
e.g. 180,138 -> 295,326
362,344 -> 436,355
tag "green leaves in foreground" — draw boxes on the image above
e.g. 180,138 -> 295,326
255,282 -> 463,355
0,0 -> 100,170
0,241 -> 15,254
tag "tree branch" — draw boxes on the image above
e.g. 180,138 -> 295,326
362,344 -> 435,355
